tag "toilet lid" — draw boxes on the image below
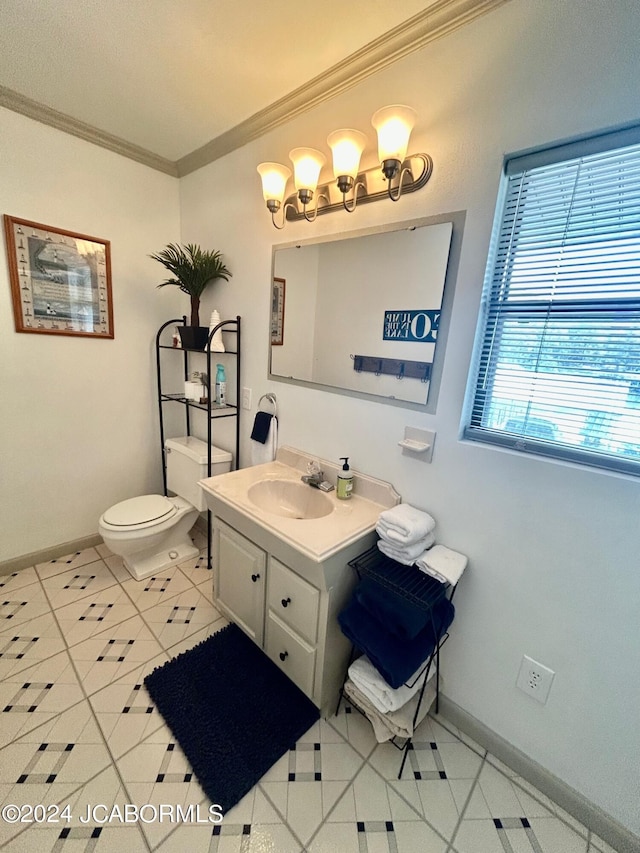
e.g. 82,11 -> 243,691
103,495 -> 176,527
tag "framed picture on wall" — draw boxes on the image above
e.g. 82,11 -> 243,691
3,215 -> 114,339
271,276 -> 285,346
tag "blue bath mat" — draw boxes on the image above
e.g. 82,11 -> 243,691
144,622 -> 319,813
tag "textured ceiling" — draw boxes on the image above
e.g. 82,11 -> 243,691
0,0 -> 438,163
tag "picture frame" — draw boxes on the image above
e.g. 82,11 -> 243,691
271,276 -> 285,346
4,215 -> 114,339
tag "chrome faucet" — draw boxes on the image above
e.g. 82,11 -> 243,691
301,461 -> 335,492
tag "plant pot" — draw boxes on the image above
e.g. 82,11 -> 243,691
178,326 -> 210,351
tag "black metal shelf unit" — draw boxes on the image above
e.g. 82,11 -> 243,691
338,544 -> 456,779
155,316 -> 241,568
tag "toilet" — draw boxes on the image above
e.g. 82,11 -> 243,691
98,436 -> 232,581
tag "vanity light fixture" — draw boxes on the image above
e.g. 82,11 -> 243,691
256,105 -> 433,228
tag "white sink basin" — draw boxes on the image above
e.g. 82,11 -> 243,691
248,479 -> 333,520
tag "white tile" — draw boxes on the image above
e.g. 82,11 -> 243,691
39,560 -> 118,610
121,567 -> 194,611
116,726 -> 208,848
0,612 -> 66,679
0,584 -> 51,629
88,654 -> 168,757
103,553 -> 132,583
393,820 -> 449,852
163,614 -> 228,658
452,817 -> 510,853
35,547 -> 102,579
178,550 -> 211,586
0,701 -> 112,846
3,823 -> 150,852
54,584 -> 138,647
329,702 -> 379,758
528,816 -> 589,852
141,587 -> 225,650
476,761 -> 532,818
0,651 -> 85,747
414,778 -> 469,840
67,615 -> 165,695
0,568 -> 39,593
307,821 -> 361,853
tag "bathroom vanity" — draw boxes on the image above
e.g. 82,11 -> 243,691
199,447 -> 400,716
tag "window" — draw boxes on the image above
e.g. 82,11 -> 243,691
464,126 -> 640,476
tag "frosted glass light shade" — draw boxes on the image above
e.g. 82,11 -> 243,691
257,162 -> 291,205
327,129 -> 367,180
371,105 -> 417,163
289,148 -> 326,192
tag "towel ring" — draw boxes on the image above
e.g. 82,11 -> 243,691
258,392 -> 277,418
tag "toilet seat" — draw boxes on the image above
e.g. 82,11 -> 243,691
101,495 -> 177,532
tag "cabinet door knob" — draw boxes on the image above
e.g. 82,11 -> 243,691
279,651 -> 288,661
281,597 -> 291,608
251,573 -> 261,582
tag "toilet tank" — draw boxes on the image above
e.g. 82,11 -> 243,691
165,436 -> 232,511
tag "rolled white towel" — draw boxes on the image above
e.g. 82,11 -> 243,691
348,654 -> 436,714
377,504 -> 436,545
377,534 -> 435,565
416,544 -> 468,586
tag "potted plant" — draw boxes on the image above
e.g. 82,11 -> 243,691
150,243 -> 232,350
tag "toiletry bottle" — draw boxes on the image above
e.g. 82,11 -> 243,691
215,364 -> 227,405
337,457 -> 353,500
172,326 -> 181,348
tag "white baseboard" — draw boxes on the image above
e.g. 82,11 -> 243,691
438,694 -> 640,853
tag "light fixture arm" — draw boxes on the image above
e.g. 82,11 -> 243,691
282,153 -> 433,222
339,177 -> 367,213
386,159 -> 418,202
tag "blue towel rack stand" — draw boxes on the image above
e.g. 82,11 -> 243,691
335,544 -> 458,779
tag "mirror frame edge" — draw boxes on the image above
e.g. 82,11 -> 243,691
266,210 -> 466,413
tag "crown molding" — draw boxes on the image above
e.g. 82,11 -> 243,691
0,85 -> 178,177
176,0 -> 510,176
1,0 -> 509,179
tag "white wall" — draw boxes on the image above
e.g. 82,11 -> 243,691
179,0 -> 640,835
0,108 -> 183,562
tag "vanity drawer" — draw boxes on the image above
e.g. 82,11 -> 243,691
265,612 -> 316,700
268,557 -> 319,645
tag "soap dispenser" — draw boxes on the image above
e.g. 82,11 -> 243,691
336,457 -> 353,500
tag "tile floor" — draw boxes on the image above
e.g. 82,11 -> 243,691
0,535 -> 619,852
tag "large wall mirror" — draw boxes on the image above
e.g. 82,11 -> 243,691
268,211 -> 464,411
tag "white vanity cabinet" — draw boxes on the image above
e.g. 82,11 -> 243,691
216,519 -> 266,644
212,515 -> 373,717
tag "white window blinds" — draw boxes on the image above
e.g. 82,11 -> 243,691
464,128 -> 640,475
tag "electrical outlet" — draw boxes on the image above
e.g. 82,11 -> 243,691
241,387 -> 252,410
516,655 -> 555,704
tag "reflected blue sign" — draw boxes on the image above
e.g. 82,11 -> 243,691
383,310 -> 440,342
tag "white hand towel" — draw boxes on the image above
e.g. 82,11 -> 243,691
349,654 -> 436,714
250,415 -> 278,465
416,544 -> 468,586
376,534 -> 435,565
343,676 -> 438,743
377,504 -> 436,545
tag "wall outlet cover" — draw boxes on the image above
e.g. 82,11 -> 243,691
516,655 -> 555,704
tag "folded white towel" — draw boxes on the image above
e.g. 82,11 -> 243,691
377,504 -> 436,545
376,534 -> 435,565
349,654 -> 436,714
343,676 -> 438,743
416,544 -> 468,586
